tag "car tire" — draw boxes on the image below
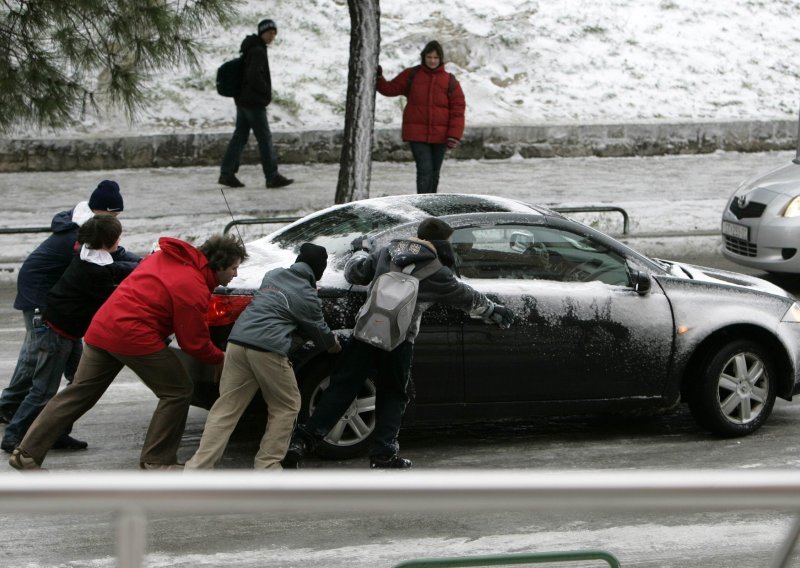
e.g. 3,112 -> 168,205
298,362 -> 376,459
688,339 -> 776,437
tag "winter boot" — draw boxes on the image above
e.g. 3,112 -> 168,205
369,454 -> 413,469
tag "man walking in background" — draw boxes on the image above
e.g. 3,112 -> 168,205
218,18 -> 294,190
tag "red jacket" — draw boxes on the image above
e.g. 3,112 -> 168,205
377,64 -> 465,144
84,237 -> 224,365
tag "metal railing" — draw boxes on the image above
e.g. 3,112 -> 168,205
1,469 -> 800,568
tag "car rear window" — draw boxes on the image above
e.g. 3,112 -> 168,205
408,194 -> 532,216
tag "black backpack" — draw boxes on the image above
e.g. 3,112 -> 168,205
216,57 -> 244,97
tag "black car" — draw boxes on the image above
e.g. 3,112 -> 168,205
176,193 -> 800,458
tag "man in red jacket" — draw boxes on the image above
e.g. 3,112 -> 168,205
9,234 -> 247,471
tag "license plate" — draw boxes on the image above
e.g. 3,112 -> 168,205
721,221 -> 749,241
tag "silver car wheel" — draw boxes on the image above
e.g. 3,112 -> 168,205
309,376 -> 377,448
716,351 -> 768,425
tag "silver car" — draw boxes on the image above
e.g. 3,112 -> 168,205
722,157 -> 800,273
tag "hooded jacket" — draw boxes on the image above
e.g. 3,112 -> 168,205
377,64 -> 466,144
84,237 -> 224,365
228,262 -> 336,357
14,202 -> 140,312
43,248 -> 136,339
345,237 -> 492,343
236,33 -> 272,108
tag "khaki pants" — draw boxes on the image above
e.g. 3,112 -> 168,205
185,343 -> 300,470
19,343 -> 193,466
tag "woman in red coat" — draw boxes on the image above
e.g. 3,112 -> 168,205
377,40 -> 466,194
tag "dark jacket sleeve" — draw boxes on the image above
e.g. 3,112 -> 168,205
418,266 -> 493,316
344,250 -> 380,286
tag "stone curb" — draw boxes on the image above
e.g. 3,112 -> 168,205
1,119 -> 797,172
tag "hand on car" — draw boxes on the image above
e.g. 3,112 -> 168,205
328,336 -> 342,354
350,235 -> 373,252
489,304 -> 513,329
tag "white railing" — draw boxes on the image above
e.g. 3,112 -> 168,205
2,469 -> 800,568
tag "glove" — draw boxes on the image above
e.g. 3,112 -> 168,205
489,304 -> 513,329
446,137 -> 459,149
350,235 -> 373,252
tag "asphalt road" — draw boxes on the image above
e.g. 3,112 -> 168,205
2,152 -> 800,566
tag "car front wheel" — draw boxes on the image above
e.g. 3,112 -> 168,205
688,339 -> 777,437
299,366 -> 376,459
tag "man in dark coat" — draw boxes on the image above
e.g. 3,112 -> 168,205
218,18 -> 294,190
0,180 -> 140,450
284,218 -> 513,469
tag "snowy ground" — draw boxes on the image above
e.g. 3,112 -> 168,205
10,0 -> 800,139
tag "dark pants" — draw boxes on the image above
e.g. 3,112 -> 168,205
220,105 -> 279,182
19,344 -> 193,466
303,339 -> 414,457
409,142 -> 447,194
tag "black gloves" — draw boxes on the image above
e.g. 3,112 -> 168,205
488,304 -> 513,329
350,235 -> 373,252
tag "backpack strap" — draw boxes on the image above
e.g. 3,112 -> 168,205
405,65 -> 420,96
410,258 -> 442,280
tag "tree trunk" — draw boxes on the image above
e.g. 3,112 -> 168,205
334,0 -> 381,204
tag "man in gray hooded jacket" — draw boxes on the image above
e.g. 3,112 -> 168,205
185,243 -> 340,470
284,218 -> 512,469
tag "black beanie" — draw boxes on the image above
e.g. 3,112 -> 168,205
258,19 -> 277,34
417,217 -> 453,241
296,242 -> 328,281
88,180 -> 124,212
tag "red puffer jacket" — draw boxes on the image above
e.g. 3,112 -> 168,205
84,237 -> 224,365
377,64 -> 465,144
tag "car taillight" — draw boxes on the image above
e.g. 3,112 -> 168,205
208,294 -> 253,326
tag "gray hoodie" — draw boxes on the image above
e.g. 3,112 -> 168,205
228,262 -> 336,356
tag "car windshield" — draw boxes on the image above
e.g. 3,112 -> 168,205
271,205 -> 404,257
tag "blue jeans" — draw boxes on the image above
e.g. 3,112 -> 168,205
2,327 -> 78,446
220,105 -> 279,182
409,142 -> 447,194
303,339 -> 414,458
0,311 -> 82,415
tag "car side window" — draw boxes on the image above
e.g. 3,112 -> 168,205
452,225 -> 630,286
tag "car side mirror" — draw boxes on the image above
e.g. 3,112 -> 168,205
632,271 -> 651,295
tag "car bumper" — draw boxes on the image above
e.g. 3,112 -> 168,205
721,216 -> 800,273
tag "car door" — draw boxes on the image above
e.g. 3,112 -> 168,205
454,223 -> 675,405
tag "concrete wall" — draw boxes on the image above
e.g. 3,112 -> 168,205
0,119 -> 797,172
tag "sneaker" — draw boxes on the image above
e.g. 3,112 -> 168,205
1,439 -> 16,453
266,174 -> 294,189
8,448 -> 42,471
281,437 -> 308,469
369,454 -> 413,469
218,174 -> 245,188
52,434 -> 88,451
140,462 -> 184,471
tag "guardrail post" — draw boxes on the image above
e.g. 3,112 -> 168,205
116,507 -> 147,568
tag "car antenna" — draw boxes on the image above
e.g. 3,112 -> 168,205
219,187 -> 244,242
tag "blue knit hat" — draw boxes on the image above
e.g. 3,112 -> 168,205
88,180 -> 124,212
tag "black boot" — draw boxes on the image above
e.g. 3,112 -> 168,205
369,454 -> 413,469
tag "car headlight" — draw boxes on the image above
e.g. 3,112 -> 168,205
782,196 -> 800,217
781,302 -> 800,323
